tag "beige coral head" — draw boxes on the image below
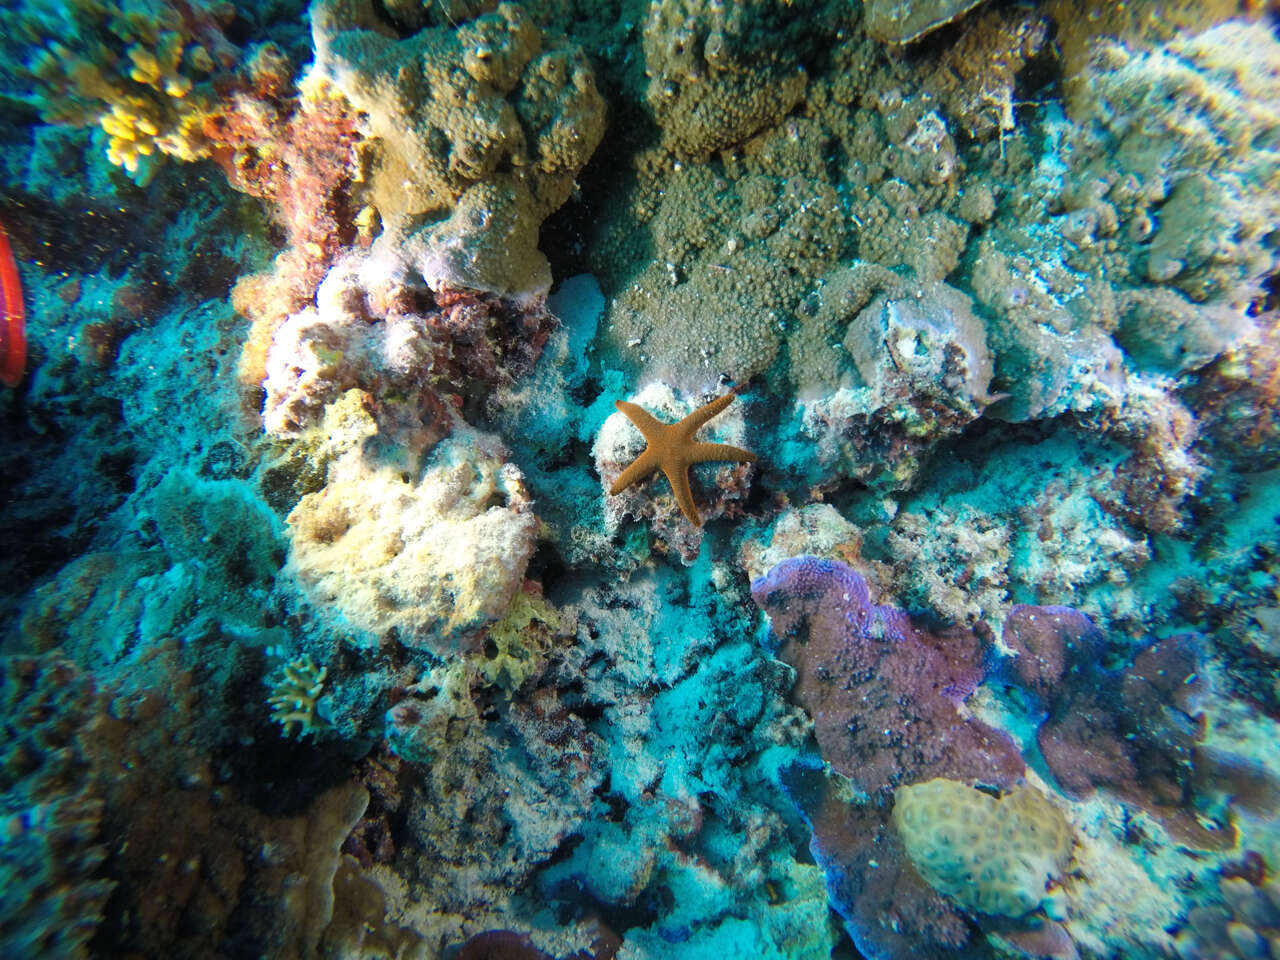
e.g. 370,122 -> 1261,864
893,777 -> 1074,919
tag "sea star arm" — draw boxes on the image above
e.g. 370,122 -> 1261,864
614,400 -> 665,439
609,447 -> 662,495
664,464 -> 701,525
684,441 -> 757,465
675,393 -> 737,439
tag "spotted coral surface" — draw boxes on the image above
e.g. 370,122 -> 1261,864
892,778 -> 1075,919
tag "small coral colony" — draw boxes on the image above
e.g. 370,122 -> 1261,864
2,0 -> 1280,958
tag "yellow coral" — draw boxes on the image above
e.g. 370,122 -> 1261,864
892,778 -> 1074,918
265,652 -> 331,738
476,591 -> 559,690
23,0 -> 231,177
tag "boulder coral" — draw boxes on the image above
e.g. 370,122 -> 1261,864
892,778 -> 1074,919
309,0 -> 605,297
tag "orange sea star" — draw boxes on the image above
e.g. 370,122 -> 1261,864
609,393 -> 756,526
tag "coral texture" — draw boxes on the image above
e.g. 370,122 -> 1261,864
752,555 -> 1024,794
1175,872 -> 1280,960
15,0 -> 242,178
0,657 -> 113,959
641,0 -> 812,159
286,394 -> 540,653
999,606 -> 1226,848
892,778 -> 1074,918
310,0 -> 605,296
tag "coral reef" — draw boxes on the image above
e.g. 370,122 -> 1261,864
998,606 -> 1229,848
4,1 -> 1280,958
1175,871 -> 1280,960
863,0 -> 988,44
0,657 -> 112,959
641,0 -> 814,160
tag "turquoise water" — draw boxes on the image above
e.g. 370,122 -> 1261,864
1,2 -> 1279,957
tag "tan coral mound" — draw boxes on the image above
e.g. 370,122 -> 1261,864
892,778 -> 1074,918
285,393 -> 539,653
309,0 -> 605,296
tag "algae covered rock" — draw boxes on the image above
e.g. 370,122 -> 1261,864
892,778 -> 1074,918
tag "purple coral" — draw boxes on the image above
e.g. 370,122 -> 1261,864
752,555 -> 1023,794
752,556 -> 1028,956
1000,606 -> 1226,847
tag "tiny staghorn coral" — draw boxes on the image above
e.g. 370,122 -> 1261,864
265,651 -> 330,739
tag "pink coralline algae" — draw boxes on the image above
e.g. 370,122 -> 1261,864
999,605 -> 1227,848
751,555 -> 1023,795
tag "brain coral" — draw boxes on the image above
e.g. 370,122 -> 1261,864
310,0 -> 605,296
892,778 -> 1074,919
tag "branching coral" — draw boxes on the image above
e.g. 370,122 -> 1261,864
265,651 -> 331,739
15,0 -> 243,178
